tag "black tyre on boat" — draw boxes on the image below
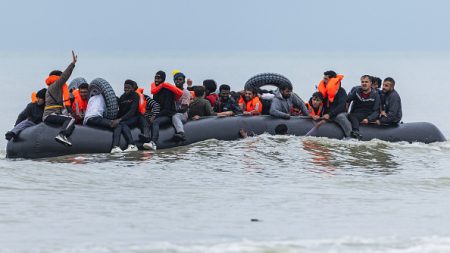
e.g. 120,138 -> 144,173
89,78 -> 118,120
245,73 -> 293,93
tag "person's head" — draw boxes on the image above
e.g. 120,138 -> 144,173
323,70 -> 337,84
173,72 -> 186,89
279,83 -> 293,99
244,88 -> 257,101
49,70 -> 62,77
371,76 -> 382,89
310,92 -> 323,109
360,75 -> 372,92
193,86 -> 205,98
382,77 -> 396,94
36,88 -> 47,106
124,79 -> 137,94
203,79 -> 217,96
155,71 -> 166,85
219,84 -> 231,100
78,83 -> 89,101
45,70 -> 63,85
275,124 -> 288,135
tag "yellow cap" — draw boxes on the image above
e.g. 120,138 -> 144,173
172,69 -> 181,77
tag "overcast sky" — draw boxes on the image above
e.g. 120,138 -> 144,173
1,0 -> 449,53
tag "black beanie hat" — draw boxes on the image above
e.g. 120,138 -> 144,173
124,79 -> 138,89
155,70 -> 166,82
36,88 -> 47,99
49,70 -> 62,76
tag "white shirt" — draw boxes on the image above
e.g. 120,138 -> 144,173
83,95 -> 106,125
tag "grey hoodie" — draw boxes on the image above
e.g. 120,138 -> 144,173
269,91 -> 309,119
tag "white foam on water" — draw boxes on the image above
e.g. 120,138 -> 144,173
13,236 -> 450,253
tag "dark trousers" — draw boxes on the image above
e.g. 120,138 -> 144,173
347,112 -> 370,131
44,114 -> 75,137
151,116 -> 172,142
11,119 -> 36,135
121,115 -> 150,137
86,116 -> 124,147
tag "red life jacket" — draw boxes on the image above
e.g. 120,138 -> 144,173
238,96 -> 262,114
305,102 -> 323,117
317,74 -> 344,104
45,75 -> 71,108
71,89 -> 88,119
136,88 -> 147,115
206,93 -> 219,106
150,82 -> 183,100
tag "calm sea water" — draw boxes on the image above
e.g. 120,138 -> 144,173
0,51 -> 449,253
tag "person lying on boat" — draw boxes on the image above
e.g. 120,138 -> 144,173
5,88 -> 47,141
238,87 -> 262,116
345,75 -> 381,139
70,82 -> 89,124
269,83 -> 308,119
188,86 -> 229,120
42,51 -> 77,147
214,84 -> 241,117
376,77 -> 402,126
172,71 -> 191,141
148,70 -> 183,150
305,92 -> 324,120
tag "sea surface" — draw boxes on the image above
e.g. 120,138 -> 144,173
0,51 -> 450,253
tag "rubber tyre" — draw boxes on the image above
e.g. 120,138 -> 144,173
244,73 -> 293,93
69,77 -> 88,92
89,78 -> 118,120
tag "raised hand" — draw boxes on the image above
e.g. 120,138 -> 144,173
72,50 -> 78,64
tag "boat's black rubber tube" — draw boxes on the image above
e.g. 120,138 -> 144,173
6,116 -> 446,159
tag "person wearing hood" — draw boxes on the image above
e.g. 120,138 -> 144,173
42,51 -> 77,146
269,83 -> 308,119
5,88 -> 47,141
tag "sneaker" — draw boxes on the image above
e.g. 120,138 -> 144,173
110,146 -> 122,153
143,141 -> 157,151
173,132 -> 186,141
350,131 -> 362,140
55,134 -> 72,146
5,131 -> 16,141
123,144 -> 138,152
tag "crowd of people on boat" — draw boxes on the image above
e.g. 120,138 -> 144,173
5,51 -> 403,152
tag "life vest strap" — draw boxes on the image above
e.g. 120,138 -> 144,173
44,105 -> 63,110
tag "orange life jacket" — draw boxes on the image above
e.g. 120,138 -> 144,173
45,75 -> 71,108
317,74 -> 344,104
136,88 -> 147,115
238,96 -> 262,114
150,82 -> 183,100
305,102 -> 323,117
31,92 -> 37,103
71,89 -> 88,118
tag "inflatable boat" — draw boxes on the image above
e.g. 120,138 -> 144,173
5,116 -> 446,159
5,73 -> 446,159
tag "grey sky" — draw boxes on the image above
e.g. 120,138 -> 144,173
1,0 -> 449,52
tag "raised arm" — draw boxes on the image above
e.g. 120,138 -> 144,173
53,51 -> 77,89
